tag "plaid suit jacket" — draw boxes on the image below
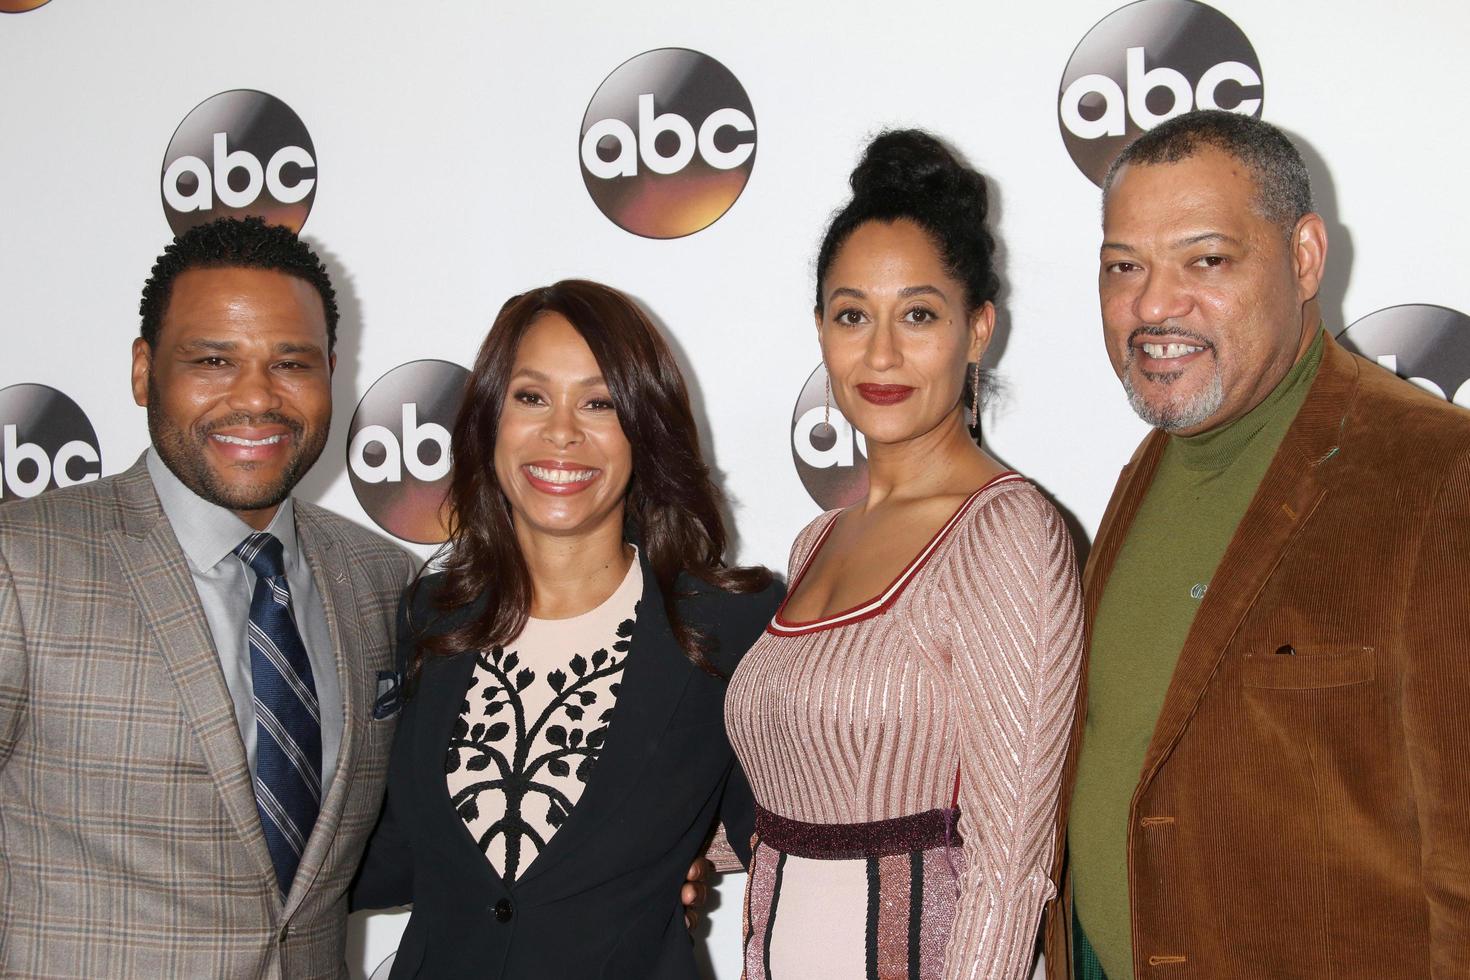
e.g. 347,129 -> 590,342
0,456 -> 419,979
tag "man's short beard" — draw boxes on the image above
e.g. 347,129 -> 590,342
146,373 -> 325,514
1121,353 -> 1224,433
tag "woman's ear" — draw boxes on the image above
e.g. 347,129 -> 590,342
968,302 -> 996,362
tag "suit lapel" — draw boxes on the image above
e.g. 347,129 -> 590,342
282,512 -> 362,916
106,459 -> 277,889
1051,429 -> 1168,881
1083,432 -> 1168,633
517,558 -> 691,889
416,635 -> 497,885
1136,336 -> 1359,788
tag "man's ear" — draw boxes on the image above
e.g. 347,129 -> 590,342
130,338 -> 152,408
1292,212 -> 1328,305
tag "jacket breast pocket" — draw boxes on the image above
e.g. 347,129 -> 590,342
1240,644 -> 1375,690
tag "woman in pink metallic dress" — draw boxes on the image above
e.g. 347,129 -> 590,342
726,130 -> 1085,980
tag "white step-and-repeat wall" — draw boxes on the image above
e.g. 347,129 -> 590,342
4,2 -> 1468,976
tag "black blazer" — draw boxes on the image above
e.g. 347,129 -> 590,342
352,557 -> 781,979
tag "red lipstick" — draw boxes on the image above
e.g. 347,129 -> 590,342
856,383 -> 916,406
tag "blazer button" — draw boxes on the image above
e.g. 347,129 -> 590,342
494,899 -> 514,923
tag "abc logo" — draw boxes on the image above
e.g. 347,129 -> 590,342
161,89 -> 317,236
1339,305 -> 1470,408
0,384 -> 102,502
0,0 -> 53,11
1058,0 -> 1263,186
791,365 -> 868,511
347,360 -> 469,544
580,48 -> 756,239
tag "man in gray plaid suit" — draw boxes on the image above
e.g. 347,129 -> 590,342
0,217 -> 419,978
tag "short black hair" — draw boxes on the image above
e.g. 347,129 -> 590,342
1103,110 -> 1314,235
138,216 -> 339,350
815,129 -> 999,314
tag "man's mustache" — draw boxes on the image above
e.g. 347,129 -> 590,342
1127,324 -> 1215,349
197,412 -> 305,437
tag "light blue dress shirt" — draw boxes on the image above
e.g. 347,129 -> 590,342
146,449 -> 343,791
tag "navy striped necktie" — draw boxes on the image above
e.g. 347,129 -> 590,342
234,531 -> 322,897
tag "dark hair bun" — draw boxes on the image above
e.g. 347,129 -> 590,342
849,129 -> 989,224
815,128 -> 1000,312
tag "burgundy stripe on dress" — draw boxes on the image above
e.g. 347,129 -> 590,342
753,803 -> 963,860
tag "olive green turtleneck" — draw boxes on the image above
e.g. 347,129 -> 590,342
1070,329 -> 1326,980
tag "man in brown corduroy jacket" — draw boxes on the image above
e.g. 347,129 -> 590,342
1044,110 -> 1470,980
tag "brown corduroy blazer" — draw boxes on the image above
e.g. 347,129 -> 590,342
1043,333 -> 1470,979
0,456 -> 418,978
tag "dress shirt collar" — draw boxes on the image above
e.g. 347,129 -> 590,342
145,448 -> 301,574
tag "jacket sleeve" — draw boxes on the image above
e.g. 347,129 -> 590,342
0,545 -> 27,766
943,490 -> 1084,980
350,590 -> 418,911
710,578 -> 784,872
1402,445 -> 1470,978
350,778 -> 414,911
712,761 -> 755,870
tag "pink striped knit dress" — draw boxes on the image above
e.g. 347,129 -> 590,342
725,473 -> 1084,980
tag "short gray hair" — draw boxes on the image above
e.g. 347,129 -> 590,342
1102,110 -> 1314,236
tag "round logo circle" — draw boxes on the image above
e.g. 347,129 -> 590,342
579,48 -> 757,239
161,89 -> 318,236
0,0 -> 54,12
347,360 -> 469,544
790,364 -> 868,511
1058,0 -> 1263,186
0,384 -> 102,502
1338,304 -> 1470,408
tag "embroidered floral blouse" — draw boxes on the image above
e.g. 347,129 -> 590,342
444,557 -> 640,882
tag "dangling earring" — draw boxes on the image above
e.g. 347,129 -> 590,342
969,361 -> 981,425
824,370 -> 832,428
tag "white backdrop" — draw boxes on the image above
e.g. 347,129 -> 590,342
4,2 -> 1469,977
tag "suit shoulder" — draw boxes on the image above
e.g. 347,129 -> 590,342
0,471 -> 120,524
1346,355 -> 1470,462
295,502 -> 420,580
677,574 -> 783,657
405,568 -> 449,615
398,569 -> 478,643
678,571 -> 783,611
0,474 -> 127,552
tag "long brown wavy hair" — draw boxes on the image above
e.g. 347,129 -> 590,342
409,279 -> 771,683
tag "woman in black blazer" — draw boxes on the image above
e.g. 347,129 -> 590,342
352,280 -> 780,979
